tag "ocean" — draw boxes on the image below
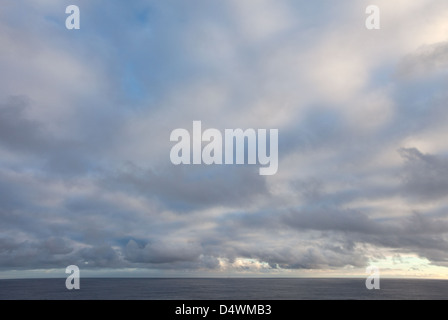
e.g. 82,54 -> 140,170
0,278 -> 447,300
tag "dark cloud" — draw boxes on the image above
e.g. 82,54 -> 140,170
124,239 -> 201,264
79,245 -> 123,268
0,237 -> 74,269
104,164 -> 268,211
282,207 -> 380,234
397,41 -> 448,78
0,97 -> 103,176
399,148 -> 448,201
0,96 -> 54,154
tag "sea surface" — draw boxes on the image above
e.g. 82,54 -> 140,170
0,278 -> 447,300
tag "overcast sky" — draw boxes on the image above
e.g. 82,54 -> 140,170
1,0 -> 448,279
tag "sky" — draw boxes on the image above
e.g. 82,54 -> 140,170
1,0 -> 448,279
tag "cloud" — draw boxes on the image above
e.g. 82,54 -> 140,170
2,0 -> 448,277
124,239 -> 201,265
0,96 -> 57,155
397,41 -> 448,78
103,164 -> 268,211
282,207 -> 379,234
399,148 -> 448,201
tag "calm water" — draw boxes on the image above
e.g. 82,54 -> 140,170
0,278 -> 447,300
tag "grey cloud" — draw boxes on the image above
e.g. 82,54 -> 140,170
0,96 -> 54,155
0,97 -> 100,176
405,211 -> 448,235
207,196 -> 448,269
0,236 -> 124,270
399,148 -> 448,201
41,238 -> 73,255
282,207 -> 380,234
236,241 -> 368,270
79,245 -> 123,268
0,237 -> 74,269
397,41 -> 448,78
104,164 -> 268,211
124,239 -> 201,265
290,178 -> 326,202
